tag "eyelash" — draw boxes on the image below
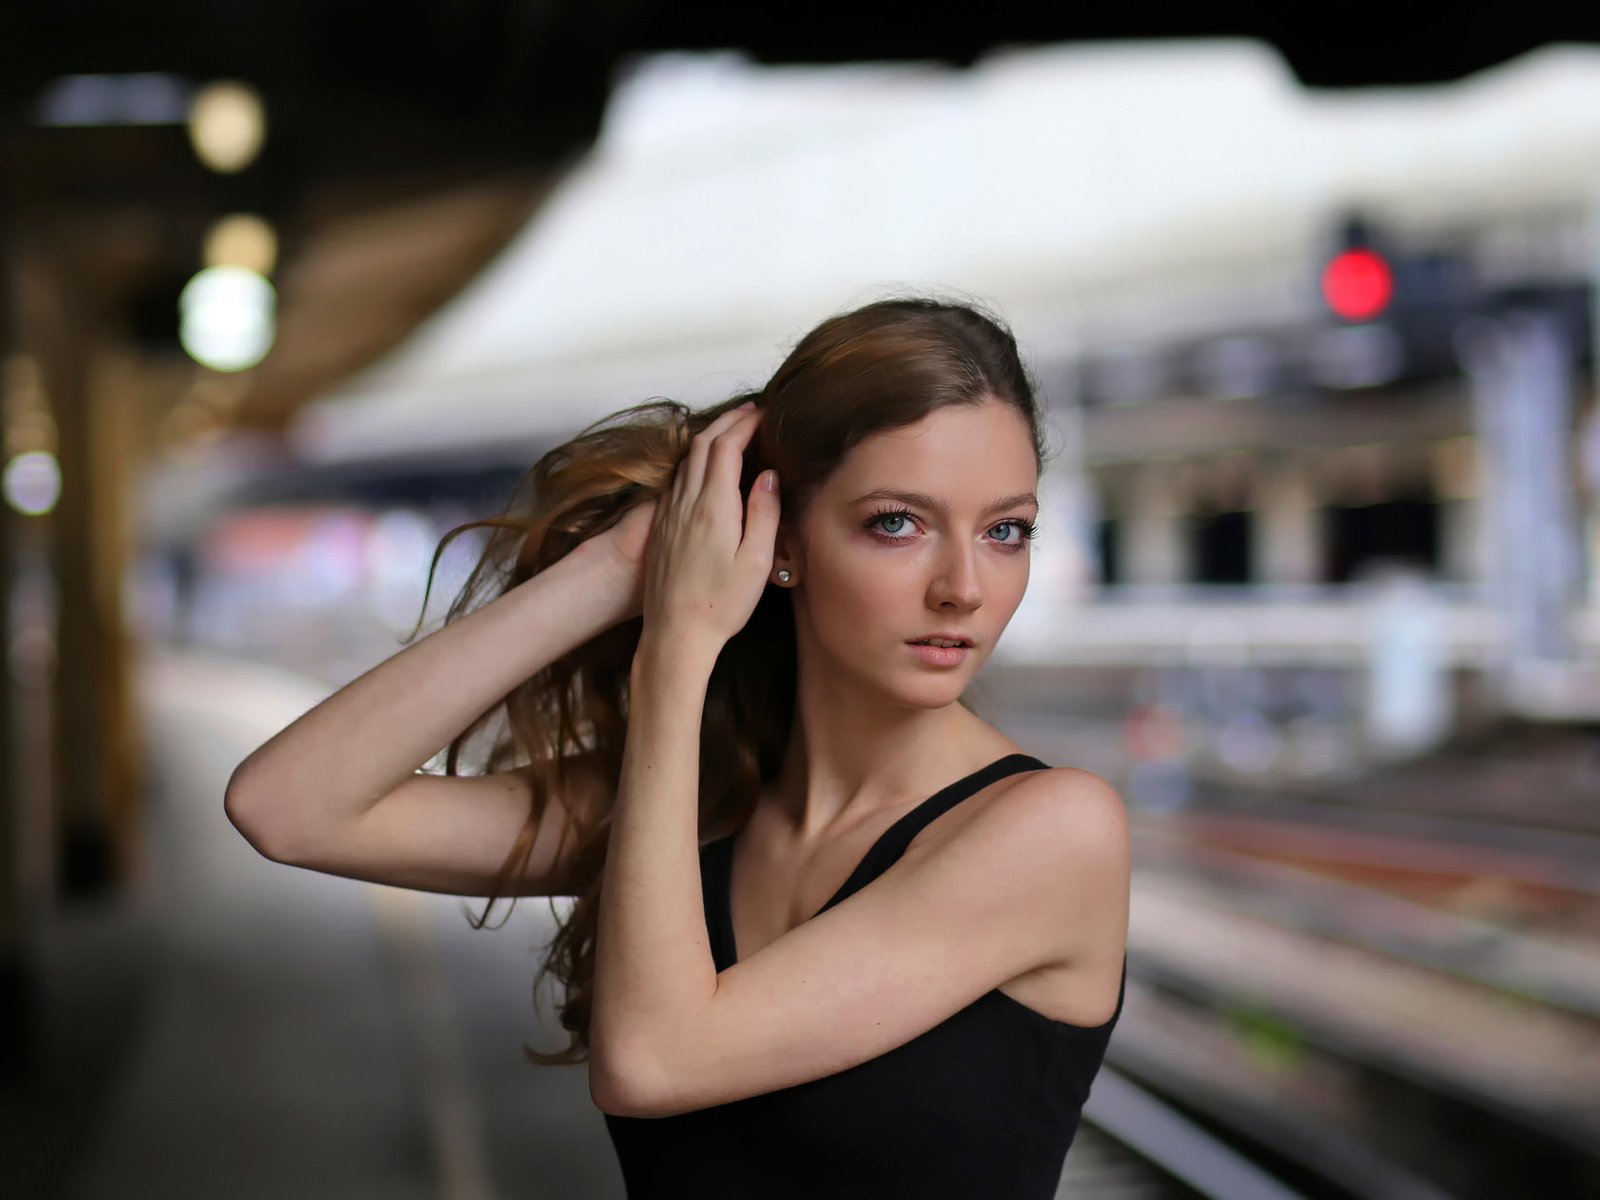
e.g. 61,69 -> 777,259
864,506 -> 1039,549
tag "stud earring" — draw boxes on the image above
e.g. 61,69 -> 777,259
776,570 -> 791,583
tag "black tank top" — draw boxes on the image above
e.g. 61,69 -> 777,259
602,753 -> 1126,1199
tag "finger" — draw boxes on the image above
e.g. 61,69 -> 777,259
702,410 -> 763,508
737,469 -> 781,575
683,400 -> 759,499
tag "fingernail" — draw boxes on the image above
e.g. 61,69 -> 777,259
762,469 -> 778,492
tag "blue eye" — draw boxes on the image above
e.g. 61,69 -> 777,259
992,519 -> 1040,544
864,507 -> 1039,548
864,508 -> 918,541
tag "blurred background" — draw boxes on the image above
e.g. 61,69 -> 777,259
4,4 -> 1600,1198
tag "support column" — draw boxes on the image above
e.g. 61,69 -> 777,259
1121,460 -> 1188,586
1254,453 -> 1321,586
1461,308 -> 1584,695
0,184 -> 25,1083
1431,435 -> 1482,586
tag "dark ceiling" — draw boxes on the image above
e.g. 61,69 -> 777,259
8,3 -> 1598,209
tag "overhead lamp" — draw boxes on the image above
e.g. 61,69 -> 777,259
179,266 -> 276,371
187,81 -> 266,173
3,451 -> 62,516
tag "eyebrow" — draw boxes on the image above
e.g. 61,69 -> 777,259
852,488 -> 1039,515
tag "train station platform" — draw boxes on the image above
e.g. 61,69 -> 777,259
9,648 -> 619,1200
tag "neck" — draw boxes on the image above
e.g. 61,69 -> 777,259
767,659 -> 997,844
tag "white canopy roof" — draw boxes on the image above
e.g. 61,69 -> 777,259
290,40 -> 1600,464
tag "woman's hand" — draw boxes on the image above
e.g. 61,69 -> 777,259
641,400 -> 779,652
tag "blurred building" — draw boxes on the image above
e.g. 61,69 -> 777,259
267,44 -> 1600,766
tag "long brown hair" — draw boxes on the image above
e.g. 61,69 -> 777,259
406,291 -> 1053,1065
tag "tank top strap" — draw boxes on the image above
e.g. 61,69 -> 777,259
817,751 -> 1051,916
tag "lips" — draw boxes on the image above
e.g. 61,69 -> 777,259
907,641 -> 971,666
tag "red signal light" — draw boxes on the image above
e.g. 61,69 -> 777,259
1321,248 -> 1393,320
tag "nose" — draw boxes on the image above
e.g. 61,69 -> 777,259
928,541 -> 984,612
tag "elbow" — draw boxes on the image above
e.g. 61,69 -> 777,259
588,1030 -> 668,1118
223,767 -> 302,865
589,1070 -> 643,1118
589,1061 -> 656,1119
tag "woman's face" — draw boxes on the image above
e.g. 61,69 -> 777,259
779,396 -> 1039,706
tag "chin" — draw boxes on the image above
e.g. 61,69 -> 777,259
886,668 -> 970,707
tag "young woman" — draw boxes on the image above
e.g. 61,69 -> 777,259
227,294 -> 1130,1199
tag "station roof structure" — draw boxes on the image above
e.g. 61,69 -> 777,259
289,41 -> 1600,464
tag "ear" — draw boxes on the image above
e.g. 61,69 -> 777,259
770,515 -> 799,580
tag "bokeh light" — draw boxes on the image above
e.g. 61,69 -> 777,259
186,81 -> 266,173
203,213 -> 278,276
2,450 -> 63,516
178,265 -> 277,371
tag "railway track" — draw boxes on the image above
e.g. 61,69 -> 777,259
1058,1113 -> 1203,1200
1059,1040 -> 1461,1200
1109,831 -> 1600,1199
1062,1066 -> 1324,1200
1176,781 -> 1600,902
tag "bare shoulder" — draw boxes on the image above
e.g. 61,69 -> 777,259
959,765 -> 1130,969
912,757 -> 1126,862
912,763 -> 1129,894
1007,765 -> 1128,846
960,764 -> 1126,851
1011,766 -> 1129,892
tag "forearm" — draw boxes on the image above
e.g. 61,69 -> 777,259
227,542 -> 632,825
590,630 -> 722,1104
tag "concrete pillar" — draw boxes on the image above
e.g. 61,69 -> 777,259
1254,454 -> 1320,586
1580,398 -> 1600,605
0,192 -> 24,1083
1439,498 -> 1483,585
1431,435 -> 1482,586
1122,460 -> 1188,586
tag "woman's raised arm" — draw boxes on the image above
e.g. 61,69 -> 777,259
223,538 -> 635,896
